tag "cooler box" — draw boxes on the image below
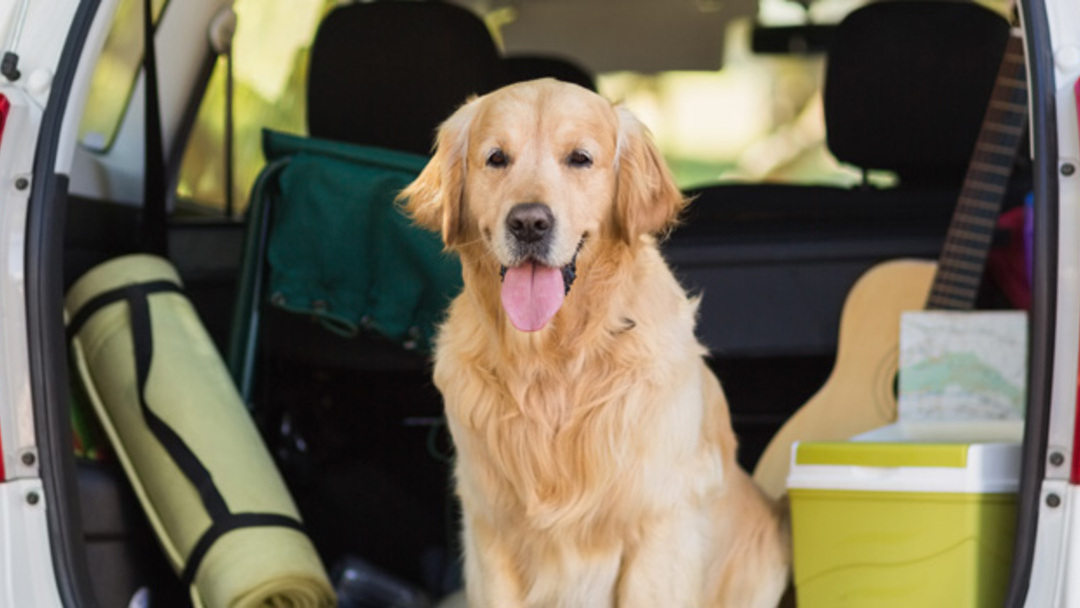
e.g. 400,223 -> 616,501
787,435 -> 1020,608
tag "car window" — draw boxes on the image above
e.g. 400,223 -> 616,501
177,0 -> 834,214
595,0 -> 1012,188
176,0 -> 333,216
175,0 -> 1013,214
596,26 -> 845,189
77,0 -> 169,152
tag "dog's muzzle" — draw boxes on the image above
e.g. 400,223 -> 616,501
500,201 -> 583,295
498,203 -> 584,331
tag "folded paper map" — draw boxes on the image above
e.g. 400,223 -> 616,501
898,310 -> 1027,441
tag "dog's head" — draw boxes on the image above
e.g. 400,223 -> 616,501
401,78 -> 684,332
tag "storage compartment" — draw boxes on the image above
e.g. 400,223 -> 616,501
77,461 -> 188,608
788,435 -> 1019,607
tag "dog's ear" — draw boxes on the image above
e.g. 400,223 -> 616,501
399,97 -> 479,247
613,106 -> 686,245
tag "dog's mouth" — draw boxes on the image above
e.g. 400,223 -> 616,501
499,239 -> 583,332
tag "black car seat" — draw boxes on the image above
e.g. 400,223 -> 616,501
306,1 -> 506,154
503,53 -> 597,91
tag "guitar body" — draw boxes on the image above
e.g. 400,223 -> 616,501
752,259 -> 937,499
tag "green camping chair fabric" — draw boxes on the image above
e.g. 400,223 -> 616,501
228,130 -> 461,400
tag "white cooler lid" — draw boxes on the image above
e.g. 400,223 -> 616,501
786,424 -> 1021,494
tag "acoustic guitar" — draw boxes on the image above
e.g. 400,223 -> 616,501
752,32 -> 1029,499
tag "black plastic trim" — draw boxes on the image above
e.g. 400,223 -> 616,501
751,24 -> 835,55
1005,1 -> 1059,605
25,0 -> 102,607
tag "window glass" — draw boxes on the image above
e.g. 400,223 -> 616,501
179,1 -> 831,210
176,0 -> 333,214
598,0 -> 1013,188
157,0 -> 1019,212
596,19 -> 860,189
179,0 -> 1018,211
78,0 -> 169,152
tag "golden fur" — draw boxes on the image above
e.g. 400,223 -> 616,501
401,79 -> 790,607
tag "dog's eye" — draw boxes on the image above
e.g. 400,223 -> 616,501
567,150 -> 593,168
486,149 -> 509,168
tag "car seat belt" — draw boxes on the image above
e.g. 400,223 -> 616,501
142,0 -> 168,256
208,8 -> 238,219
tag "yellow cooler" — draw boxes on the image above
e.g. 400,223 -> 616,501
787,434 -> 1020,608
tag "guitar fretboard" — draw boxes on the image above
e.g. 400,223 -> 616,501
925,33 -> 1028,310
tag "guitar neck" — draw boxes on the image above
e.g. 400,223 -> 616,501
926,33 -> 1028,311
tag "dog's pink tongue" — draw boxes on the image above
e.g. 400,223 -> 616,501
501,261 -> 565,332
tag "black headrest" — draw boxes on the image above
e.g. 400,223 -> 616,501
503,55 -> 597,91
307,2 -> 505,155
824,1 -> 1011,183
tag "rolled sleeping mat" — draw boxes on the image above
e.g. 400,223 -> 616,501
65,254 -> 335,608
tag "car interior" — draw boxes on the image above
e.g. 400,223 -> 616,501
55,0 -> 1033,606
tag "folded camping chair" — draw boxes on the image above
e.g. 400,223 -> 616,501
227,130 -> 464,400
227,1 -> 509,399
223,5 -> 515,594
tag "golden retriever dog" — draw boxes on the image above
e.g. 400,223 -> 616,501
400,78 -> 790,607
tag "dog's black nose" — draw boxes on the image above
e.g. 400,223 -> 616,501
506,203 -> 554,243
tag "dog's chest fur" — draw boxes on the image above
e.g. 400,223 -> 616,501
432,248 -> 721,540
449,347 -> 714,538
